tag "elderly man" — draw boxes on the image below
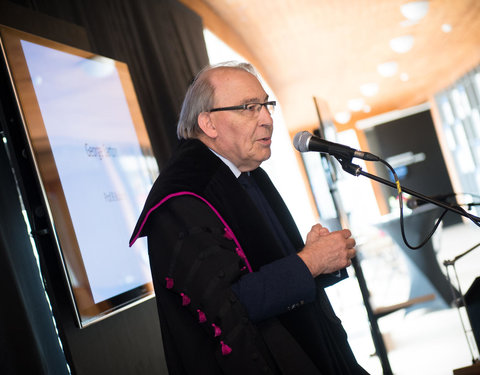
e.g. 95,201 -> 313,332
130,62 -> 368,374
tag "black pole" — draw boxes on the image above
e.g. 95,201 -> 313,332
325,171 -> 394,374
311,98 -> 394,374
351,256 -> 393,375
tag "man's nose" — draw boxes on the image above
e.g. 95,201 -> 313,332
258,104 -> 273,124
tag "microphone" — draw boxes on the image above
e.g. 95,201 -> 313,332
293,131 -> 379,161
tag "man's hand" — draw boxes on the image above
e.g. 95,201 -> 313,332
298,224 -> 356,278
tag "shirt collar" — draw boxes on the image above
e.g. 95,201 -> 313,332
209,149 -> 242,178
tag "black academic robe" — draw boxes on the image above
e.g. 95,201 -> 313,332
130,139 -> 368,375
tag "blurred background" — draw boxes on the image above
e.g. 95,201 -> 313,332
1,1 -> 480,374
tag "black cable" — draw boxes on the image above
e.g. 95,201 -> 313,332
378,158 -> 452,250
334,153 -> 480,248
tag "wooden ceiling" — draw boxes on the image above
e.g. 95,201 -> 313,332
179,0 -> 480,134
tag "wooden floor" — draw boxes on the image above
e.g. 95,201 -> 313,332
326,220 -> 480,375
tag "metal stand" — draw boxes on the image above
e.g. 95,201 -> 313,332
351,256 -> 393,374
444,243 -> 480,365
327,144 -> 480,375
309,96 -> 480,373
316,151 -> 394,374
309,103 -> 394,373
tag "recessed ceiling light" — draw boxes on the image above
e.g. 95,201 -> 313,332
377,61 -> 398,77
334,111 -> 351,124
363,105 -> 371,113
400,73 -> 409,81
360,83 -> 379,97
348,98 -> 365,112
390,35 -> 414,53
400,1 -> 429,23
442,23 -> 452,33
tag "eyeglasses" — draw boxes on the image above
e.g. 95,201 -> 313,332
209,101 -> 276,117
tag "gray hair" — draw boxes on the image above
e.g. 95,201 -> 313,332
177,61 -> 258,139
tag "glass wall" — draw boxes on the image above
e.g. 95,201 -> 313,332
435,65 -> 480,215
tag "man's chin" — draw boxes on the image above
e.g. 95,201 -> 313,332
259,151 -> 272,164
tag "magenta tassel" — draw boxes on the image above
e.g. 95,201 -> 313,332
223,227 -> 234,240
220,341 -> 232,356
180,293 -> 190,306
212,324 -> 222,337
165,277 -> 174,289
197,309 -> 207,323
235,248 -> 246,260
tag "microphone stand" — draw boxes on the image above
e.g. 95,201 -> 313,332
332,153 -> 480,371
309,146 -> 394,373
310,100 -> 394,374
323,166 -> 394,374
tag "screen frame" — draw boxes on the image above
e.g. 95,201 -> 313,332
0,25 -> 157,328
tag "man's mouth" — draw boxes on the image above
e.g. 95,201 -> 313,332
258,137 -> 272,145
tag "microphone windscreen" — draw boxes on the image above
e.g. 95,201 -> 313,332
293,131 -> 312,152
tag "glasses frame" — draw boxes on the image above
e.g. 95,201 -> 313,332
208,100 -> 276,114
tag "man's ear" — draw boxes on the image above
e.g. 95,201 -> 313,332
198,112 -> 217,138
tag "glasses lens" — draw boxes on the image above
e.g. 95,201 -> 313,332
245,103 -> 260,112
242,102 -> 275,117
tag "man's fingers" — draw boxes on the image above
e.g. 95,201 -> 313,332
346,237 -> 356,249
342,229 -> 352,239
348,248 -> 356,259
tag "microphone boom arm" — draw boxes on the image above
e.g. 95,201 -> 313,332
337,157 -> 480,222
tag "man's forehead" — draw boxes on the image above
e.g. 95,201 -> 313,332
209,68 -> 267,101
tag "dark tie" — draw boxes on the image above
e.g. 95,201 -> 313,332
238,172 -> 296,256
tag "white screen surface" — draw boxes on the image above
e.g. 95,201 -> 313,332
21,40 -> 153,304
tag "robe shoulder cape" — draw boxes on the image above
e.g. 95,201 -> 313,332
130,139 -> 368,375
